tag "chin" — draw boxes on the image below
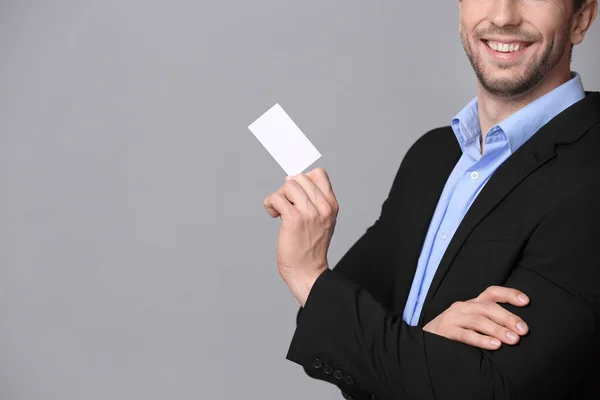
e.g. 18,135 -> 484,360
480,76 -> 540,97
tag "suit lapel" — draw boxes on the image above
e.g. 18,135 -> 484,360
416,92 -> 600,326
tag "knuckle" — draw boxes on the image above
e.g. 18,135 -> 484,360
320,201 -> 334,216
318,213 -> 329,225
485,285 -> 500,296
458,330 -> 470,343
322,210 -> 334,221
441,309 -> 454,320
450,301 -> 464,311
322,215 -> 335,229
470,314 -> 484,328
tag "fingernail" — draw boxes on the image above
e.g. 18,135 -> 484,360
490,339 -> 501,347
506,332 -> 518,342
516,321 -> 528,333
285,176 -> 292,181
517,294 -> 528,304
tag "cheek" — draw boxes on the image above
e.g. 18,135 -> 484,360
542,0 -> 568,17
459,16 -> 479,42
522,1 -> 569,36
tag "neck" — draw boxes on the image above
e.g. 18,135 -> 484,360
477,63 -> 572,139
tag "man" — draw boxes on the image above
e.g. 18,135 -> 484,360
263,0 -> 599,399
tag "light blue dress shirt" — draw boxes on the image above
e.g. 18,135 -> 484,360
402,72 -> 586,326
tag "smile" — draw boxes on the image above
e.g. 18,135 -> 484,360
484,40 -> 532,53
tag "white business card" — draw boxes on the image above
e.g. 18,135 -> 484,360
248,103 -> 321,176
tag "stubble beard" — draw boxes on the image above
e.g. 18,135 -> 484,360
460,28 -> 569,98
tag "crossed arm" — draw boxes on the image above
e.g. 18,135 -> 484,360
286,185 -> 600,400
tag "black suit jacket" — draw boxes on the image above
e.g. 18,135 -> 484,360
285,92 -> 600,400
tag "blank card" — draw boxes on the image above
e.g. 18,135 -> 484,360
248,103 -> 321,176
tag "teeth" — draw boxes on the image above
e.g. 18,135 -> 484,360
486,41 -> 527,53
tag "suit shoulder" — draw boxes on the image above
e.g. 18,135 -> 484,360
403,126 -> 457,163
386,126 -> 458,193
407,126 -> 455,154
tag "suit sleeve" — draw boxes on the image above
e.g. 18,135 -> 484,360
285,183 -> 600,400
293,164 -> 402,388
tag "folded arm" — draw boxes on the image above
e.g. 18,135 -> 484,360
286,185 -> 600,400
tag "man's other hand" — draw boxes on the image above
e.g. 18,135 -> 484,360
423,286 -> 530,350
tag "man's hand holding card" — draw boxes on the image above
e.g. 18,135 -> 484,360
248,104 -> 335,306
264,168 -> 338,307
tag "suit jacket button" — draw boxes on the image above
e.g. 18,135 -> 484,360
333,369 -> 344,380
313,358 -> 323,369
341,391 -> 350,399
344,375 -> 354,385
323,365 -> 333,375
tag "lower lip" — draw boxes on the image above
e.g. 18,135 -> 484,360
483,41 -> 531,62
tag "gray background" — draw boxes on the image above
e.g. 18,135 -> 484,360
0,0 -> 598,399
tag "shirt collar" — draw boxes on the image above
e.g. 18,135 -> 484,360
451,72 -> 586,154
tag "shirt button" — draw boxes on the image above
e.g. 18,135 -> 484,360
471,171 -> 479,180
439,232 -> 447,240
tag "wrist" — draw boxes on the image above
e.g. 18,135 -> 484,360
285,267 -> 328,307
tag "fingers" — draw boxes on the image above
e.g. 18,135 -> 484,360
447,327 -> 504,351
476,285 -> 529,306
264,191 -> 293,218
306,168 -> 338,210
289,173 -> 335,217
457,311 -> 523,346
476,301 -> 529,336
471,286 -> 530,335
430,286 -> 531,352
453,299 -> 529,341
281,179 -> 310,209
263,176 -> 318,219
264,168 -> 338,220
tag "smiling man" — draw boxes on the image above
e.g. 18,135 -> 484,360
264,0 -> 599,399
